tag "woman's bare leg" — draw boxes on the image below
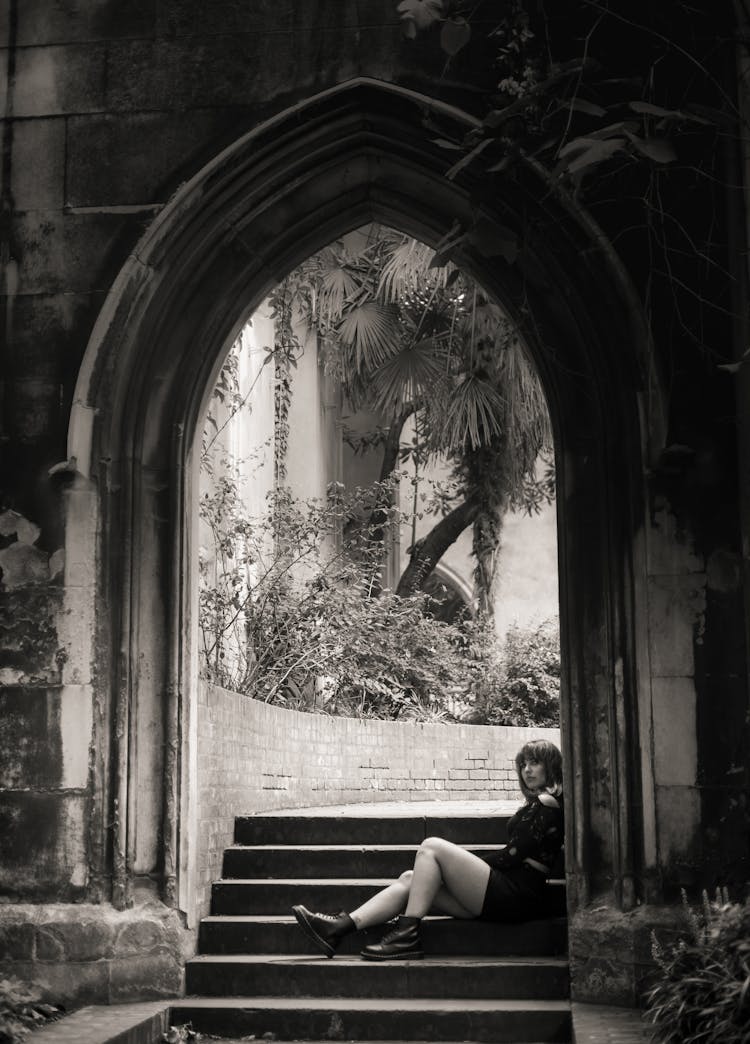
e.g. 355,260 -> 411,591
350,837 -> 490,928
349,872 -> 412,929
404,837 -> 490,919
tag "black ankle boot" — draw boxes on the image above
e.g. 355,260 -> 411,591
292,905 -> 355,958
360,915 -> 424,961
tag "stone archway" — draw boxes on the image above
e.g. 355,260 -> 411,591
69,77 -> 659,933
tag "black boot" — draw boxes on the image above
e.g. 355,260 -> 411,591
292,905 -> 355,958
360,915 -> 424,960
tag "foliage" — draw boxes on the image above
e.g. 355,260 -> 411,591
645,890 -> 750,1044
0,977 -> 62,1043
199,462 -> 560,724
280,225 -> 553,602
162,1023 -> 201,1043
199,470 -> 478,720
267,279 -> 302,483
395,0 -> 739,379
466,618 -> 560,727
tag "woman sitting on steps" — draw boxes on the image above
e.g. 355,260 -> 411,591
292,738 -> 564,961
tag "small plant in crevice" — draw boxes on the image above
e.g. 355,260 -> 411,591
0,977 -> 63,1044
161,1021 -> 202,1042
644,889 -> 750,1044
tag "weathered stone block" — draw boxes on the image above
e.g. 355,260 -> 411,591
646,498 -> 704,575
36,917 -> 115,962
57,588 -> 95,686
109,953 -> 183,1002
13,44 -> 107,119
647,573 -> 706,677
0,921 -> 34,960
0,687 -> 63,789
17,957 -> 111,1006
6,293 -> 95,382
0,587 -> 65,685
0,543 -> 50,588
115,918 -> 169,957
105,35 -> 299,112
656,785 -> 701,874
568,904 -> 689,1006
156,0 -> 296,37
10,0 -> 156,46
0,793 -> 88,901
652,677 -> 697,786
59,685 -> 93,789
65,110 -> 245,207
4,379 -> 63,445
14,211 -> 137,296
11,119 -> 66,211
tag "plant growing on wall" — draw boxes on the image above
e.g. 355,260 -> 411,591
393,0 -> 742,390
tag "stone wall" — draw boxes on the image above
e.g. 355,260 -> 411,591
0,501 -> 97,901
195,681 -> 560,920
0,902 -> 191,1009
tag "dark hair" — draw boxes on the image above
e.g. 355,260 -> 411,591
515,739 -> 563,799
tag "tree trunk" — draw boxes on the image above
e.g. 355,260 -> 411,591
361,407 -> 415,598
472,499 -> 507,618
396,497 -> 481,596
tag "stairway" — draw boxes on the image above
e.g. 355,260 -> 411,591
174,803 -> 571,1042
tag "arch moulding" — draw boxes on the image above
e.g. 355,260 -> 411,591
68,77 -> 660,925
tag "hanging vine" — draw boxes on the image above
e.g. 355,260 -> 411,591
268,278 -> 301,484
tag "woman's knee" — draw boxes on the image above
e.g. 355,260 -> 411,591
419,836 -> 450,857
398,869 -> 413,887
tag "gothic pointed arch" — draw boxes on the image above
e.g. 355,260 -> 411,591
70,76 -> 660,919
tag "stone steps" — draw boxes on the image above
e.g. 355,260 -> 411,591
222,842 -> 504,878
185,953 -> 570,999
234,812 -> 511,846
183,804 -> 571,1042
171,995 -> 572,1042
198,912 -> 568,956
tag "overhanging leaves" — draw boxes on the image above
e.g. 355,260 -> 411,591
443,374 -> 506,452
337,301 -> 401,370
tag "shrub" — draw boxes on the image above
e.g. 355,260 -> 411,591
466,618 -> 560,726
199,477 -> 479,721
645,890 -> 750,1043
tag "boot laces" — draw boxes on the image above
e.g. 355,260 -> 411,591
314,910 -> 346,922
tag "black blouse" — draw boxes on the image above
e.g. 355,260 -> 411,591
485,793 -> 564,872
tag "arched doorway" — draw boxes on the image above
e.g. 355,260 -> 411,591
68,77 -> 658,928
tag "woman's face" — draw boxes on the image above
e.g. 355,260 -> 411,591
522,757 -> 547,793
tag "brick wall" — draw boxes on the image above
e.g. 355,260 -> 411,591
195,681 -> 560,919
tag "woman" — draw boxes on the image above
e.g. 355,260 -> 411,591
292,738 -> 563,961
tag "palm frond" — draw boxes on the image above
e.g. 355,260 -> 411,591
337,301 -> 401,370
368,338 -> 450,415
314,260 -> 361,328
377,237 -> 455,302
442,374 -> 506,452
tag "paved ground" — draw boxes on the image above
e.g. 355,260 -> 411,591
29,997 -> 653,1044
250,799 -> 523,817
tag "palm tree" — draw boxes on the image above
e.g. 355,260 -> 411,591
276,224 -> 552,614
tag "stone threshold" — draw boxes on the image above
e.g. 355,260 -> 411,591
30,997 -> 651,1044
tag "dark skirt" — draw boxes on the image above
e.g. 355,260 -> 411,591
479,863 -> 548,922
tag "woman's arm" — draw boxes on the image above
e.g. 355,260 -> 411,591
483,796 -> 562,870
